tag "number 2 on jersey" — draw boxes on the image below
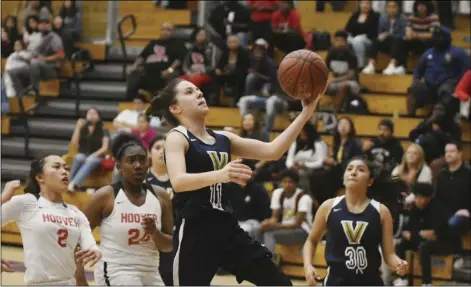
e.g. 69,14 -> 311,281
57,229 -> 69,247
128,229 -> 151,245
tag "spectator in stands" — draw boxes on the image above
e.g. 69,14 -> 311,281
23,15 -> 42,52
363,119 -> 404,171
247,0 -> 279,57
362,0 -> 408,75
240,112 -> 269,169
52,16 -> 74,59
392,144 -> 432,187
8,17 -> 64,96
180,28 -> 216,96
325,30 -> 360,112
1,79 -> 9,114
214,35 -> 250,106
402,0 -> 439,66
435,142 -> 471,253
233,178 -> 272,239
286,122 -> 328,193
58,0 -> 81,42
127,23 -> 186,101
68,108 -> 110,192
454,70 -> 470,121
3,40 -> 32,98
207,1 -> 251,48
344,0 -> 380,68
1,16 -> 20,58
407,26 -> 469,116
238,38 -> 288,134
409,103 -> 461,174
271,0 -> 306,54
23,0 -> 51,28
113,94 -> 160,135
394,183 -> 456,286
131,114 -> 158,150
255,170 -> 313,263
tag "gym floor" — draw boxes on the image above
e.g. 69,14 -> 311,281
1,246 -> 307,285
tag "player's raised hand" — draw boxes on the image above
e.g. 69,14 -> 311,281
76,248 -> 102,268
304,264 -> 321,286
396,259 -> 409,276
301,87 -> 326,118
219,159 -> 252,186
1,180 -> 21,204
1,258 -> 14,272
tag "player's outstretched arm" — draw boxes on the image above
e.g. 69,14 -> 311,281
303,199 -> 331,286
223,93 -> 323,161
380,204 -> 409,276
165,132 -> 252,192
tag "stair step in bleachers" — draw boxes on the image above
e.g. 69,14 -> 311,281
1,116 -> 10,135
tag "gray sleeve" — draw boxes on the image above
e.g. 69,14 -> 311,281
52,34 -> 64,53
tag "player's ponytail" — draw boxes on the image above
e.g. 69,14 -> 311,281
24,157 -> 46,195
146,78 -> 183,127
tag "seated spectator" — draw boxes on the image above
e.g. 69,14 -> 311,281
407,26 -> 469,115
454,70 -> 470,121
435,142 -> 471,254
271,0 -> 305,54
180,28 -> 216,94
394,183 -> 457,286
58,0 -> 81,42
131,114 -> 158,149
409,103 -> 461,174
68,108 -> 110,191
23,15 -> 42,52
207,1 -> 251,48
113,94 -> 160,135
214,35 -> 249,106
1,15 -> 20,58
286,122 -> 328,193
362,0 -> 408,75
325,31 -> 360,112
238,38 -> 289,134
52,16 -> 74,59
345,0 -> 380,68
312,117 -> 362,203
247,0 -> 279,56
255,170 -> 313,262
363,119 -> 404,171
3,40 -> 32,98
23,0 -> 50,28
392,144 -> 432,191
127,23 -> 186,100
240,112 -> 269,170
8,17 -> 64,96
233,178 -> 272,239
403,1 -> 439,65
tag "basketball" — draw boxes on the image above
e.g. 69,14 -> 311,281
277,49 -> 329,103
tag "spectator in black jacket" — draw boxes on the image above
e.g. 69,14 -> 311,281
435,142 -> 471,250
394,183 -> 457,286
363,119 -> 404,171
214,35 -> 249,106
58,0 -> 81,42
345,0 -> 380,68
208,1 -> 251,48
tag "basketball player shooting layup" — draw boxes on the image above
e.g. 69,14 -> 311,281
146,78 -> 323,286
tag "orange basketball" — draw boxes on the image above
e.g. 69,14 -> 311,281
277,49 -> 329,103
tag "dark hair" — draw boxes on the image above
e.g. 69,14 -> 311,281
149,134 -> 166,151
25,15 -> 39,33
59,0 -> 78,19
345,156 -> 408,220
296,122 -> 320,154
147,78 -> 183,127
334,30 -> 348,39
24,157 -> 47,195
81,108 -> 104,135
333,116 -> 357,152
280,169 -> 300,183
240,112 -> 261,138
3,15 -> 19,41
137,113 -> 150,123
111,133 -> 147,162
190,27 -> 205,43
412,182 -> 434,197
135,93 -> 149,103
446,141 -> 463,151
413,0 -> 435,16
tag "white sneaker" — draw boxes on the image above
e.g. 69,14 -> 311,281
362,63 -> 375,74
382,63 -> 396,75
454,257 -> 464,269
393,278 -> 408,286
394,66 -> 406,75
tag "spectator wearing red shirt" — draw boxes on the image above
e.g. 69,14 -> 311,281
132,114 -> 158,150
455,70 -> 471,121
247,1 -> 279,56
271,0 -> 305,54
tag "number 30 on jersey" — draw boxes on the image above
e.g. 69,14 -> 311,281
341,220 -> 369,274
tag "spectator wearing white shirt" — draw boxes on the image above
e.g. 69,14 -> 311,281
253,170 -> 313,263
4,40 -> 32,98
286,122 -> 328,193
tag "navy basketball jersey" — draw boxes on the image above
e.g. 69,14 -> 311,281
170,126 -> 232,219
325,196 -> 382,279
146,171 -> 174,199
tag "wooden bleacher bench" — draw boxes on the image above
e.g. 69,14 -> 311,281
360,74 -> 412,94
276,242 -> 328,279
1,116 -> 11,135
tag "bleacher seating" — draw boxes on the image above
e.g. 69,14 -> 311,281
1,116 -> 11,135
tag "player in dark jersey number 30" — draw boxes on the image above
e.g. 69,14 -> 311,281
147,78 -> 323,286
